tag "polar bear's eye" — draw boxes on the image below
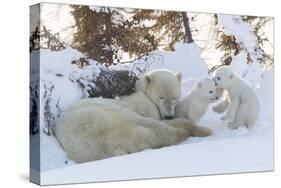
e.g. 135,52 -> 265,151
172,97 -> 178,102
217,77 -> 221,80
209,90 -> 213,94
159,96 -> 164,100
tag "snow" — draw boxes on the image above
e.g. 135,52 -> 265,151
110,43 -> 208,94
40,4 -> 76,45
188,13 -> 224,69
258,70 -> 274,121
217,14 -> 264,67
31,12 -> 274,185
39,47 -> 103,112
40,132 -> 75,171
218,15 -> 258,52
31,47 -> 104,171
36,41 -> 273,185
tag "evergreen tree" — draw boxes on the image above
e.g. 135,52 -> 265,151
70,5 -> 158,65
133,9 -> 194,51
242,16 -> 273,67
210,15 -> 273,72
70,6 -> 195,65
181,12 -> 194,43
30,25 -> 65,52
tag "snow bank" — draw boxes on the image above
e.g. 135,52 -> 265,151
39,47 -> 102,111
258,70 -> 274,122
147,43 -> 208,80
31,47 -> 104,171
111,43 -> 208,94
149,43 -> 209,94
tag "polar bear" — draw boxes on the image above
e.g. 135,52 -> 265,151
175,77 -> 220,123
55,69 -> 212,163
212,66 -> 260,129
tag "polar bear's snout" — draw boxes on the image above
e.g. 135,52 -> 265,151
210,96 -> 219,101
213,78 -> 218,86
164,115 -> 173,120
163,108 -> 174,120
161,99 -> 177,120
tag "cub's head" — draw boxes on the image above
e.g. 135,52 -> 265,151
137,69 -> 182,120
213,66 -> 235,89
196,78 -> 220,102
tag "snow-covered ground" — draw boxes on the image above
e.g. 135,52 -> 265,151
30,11 -> 274,185
35,43 -> 273,185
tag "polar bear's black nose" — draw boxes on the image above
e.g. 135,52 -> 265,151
213,78 -> 218,86
164,115 -> 174,120
216,96 -> 219,100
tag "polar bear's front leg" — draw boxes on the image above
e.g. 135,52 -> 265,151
224,98 -> 239,122
137,117 -> 190,146
213,99 -> 229,114
164,118 -> 212,137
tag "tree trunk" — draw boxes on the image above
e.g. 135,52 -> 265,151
104,8 -> 114,65
181,12 -> 194,43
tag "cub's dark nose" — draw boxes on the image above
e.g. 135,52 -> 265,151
216,96 -> 219,100
164,115 -> 173,120
212,78 -> 218,86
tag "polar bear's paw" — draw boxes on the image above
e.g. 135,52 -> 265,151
191,126 -> 212,137
174,129 -> 191,142
166,118 -> 212,137
213,105 -> 226,114
220,115 -> 226,121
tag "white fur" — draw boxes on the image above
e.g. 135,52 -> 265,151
212,89 -> 230,114
175,77 -> 219,123
55,69 -> 212,162
213,66 -> 260,129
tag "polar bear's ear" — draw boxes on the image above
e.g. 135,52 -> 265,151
136,74 -> 152,91
176,72 -> 182,82
144,74 -> 152,85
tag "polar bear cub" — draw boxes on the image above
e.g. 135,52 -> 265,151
175,77 -> 220,123
213,66 -> 260,129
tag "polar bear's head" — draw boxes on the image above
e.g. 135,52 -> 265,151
195,78 -> 220,102
213,66 -> 236,89
137,69 -> 182,120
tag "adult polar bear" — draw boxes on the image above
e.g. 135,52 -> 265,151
213,66 -> 260,129
55,69 -> 211,163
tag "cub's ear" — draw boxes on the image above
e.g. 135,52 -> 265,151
176,72 -> 182,82
229,74 -> 234,79
197,82 -> 202,89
